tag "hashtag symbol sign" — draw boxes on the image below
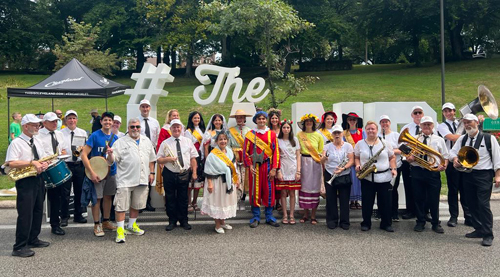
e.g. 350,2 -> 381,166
125,63 -> 175,105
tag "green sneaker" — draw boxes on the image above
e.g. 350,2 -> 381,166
115,227 -> 126,243
125,222 -> 145,236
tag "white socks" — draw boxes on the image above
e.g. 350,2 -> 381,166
128,218 -> 137,229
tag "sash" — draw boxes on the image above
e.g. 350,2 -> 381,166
245,131 -> 273,158
320,128 -> 334,143
211,148 -> 239,184
298,132 -> 322,163
229,127 -> 245,148
344,130 -> 355,148
190,129 -> 203,144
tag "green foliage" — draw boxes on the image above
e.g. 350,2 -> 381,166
52,18 -> 119,75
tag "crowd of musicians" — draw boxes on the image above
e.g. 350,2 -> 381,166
5,99 -> 500,257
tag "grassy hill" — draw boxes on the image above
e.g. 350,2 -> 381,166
1,58 -> 500,192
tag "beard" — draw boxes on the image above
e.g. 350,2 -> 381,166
129,131 -> 140,139
466,126 -> 478,136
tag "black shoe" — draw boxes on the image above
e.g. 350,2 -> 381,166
51,226 -> 65,235
28,240 -> 50,248
464,219 -> 474,227
361,225 -> 371,231
241,193 -> 246,201
165,223 -> 176,231
145,204 -> 156,212
465,230 -> 483,238
424,213 -> 432,222
60,218 -> 69,227
340,225 -> 350,230
447,217 -> 457,227
381,226 -> 394,232
180,223 -> 192,230
482,237 -> 493,247
402,213 -> 415,220
327,222 -> 338,230
249,220 -> 260,228
432,225 -> 445,234
12,248 -> 35,258
266,220 -> 280,227
73,217 -> 87,223
414,224 -> 425,232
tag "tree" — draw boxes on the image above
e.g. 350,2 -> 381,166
52,18 -> 119,75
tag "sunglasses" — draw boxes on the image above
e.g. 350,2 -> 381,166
413,111 -> 423,115
129,125 -> 141,129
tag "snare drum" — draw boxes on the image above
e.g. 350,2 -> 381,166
42,160 -> 73,189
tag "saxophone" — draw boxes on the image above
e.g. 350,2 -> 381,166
356,140 -> 386,179
7,153 -> 59,182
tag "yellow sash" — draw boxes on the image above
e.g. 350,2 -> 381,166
190,129 -> 203,144
229,127 -> 245,148
298,132 -> 322,163
320,128 -> 334,143
245,131 -> 273,158
344,130 -> 355,148
211,148 -> 239,184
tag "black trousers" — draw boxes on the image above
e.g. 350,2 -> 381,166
411,167 -> 441,226
14,177 -> 45,251
446,163 -> 471,220
463,170 -> 494,239
390,167 -> 402,218
361,179 -> 392,228
47,184 -> 64,227
66,162 -> 85,219
163,168 -> 190,225
401,161 -> 415,214
324,171 -> 351,228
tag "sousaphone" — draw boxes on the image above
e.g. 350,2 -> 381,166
455,85 -> 498,134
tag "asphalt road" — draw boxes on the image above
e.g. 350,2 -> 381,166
1,202 -> 500,277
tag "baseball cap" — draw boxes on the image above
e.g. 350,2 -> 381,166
332,125 -> 343,133
65,110 -> 78,118
462,114 -> 479,122
379,115 -> 391,122
43,112 -> 58,122
21,114 -> 42,125
442,103 -> 455,110
411,106 -> 424,113
114,115 -> 122,123
139,99 -> 151,106
170,119 -> 184,128
420,116 -> 434,124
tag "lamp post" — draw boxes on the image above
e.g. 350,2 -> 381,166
440,0 -> 446,121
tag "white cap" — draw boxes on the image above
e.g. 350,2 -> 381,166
43,112 -> 58,122
332,125 -> 343,133
65,110 -> 78,118
420,116 -> 434,124
462,113 -> 479,122
21,114 -> 42,125
139,99 -> 151,106
379,115 -> 391,122
169,119 -> 183,128
114,115 -> 122,123
442,102 -> 455,110
411,105 -> 424,113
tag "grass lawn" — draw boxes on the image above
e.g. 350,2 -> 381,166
2,58 -> 500,196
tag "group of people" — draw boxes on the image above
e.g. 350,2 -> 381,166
5,100 -> 500,257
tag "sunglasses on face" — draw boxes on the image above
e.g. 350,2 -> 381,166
129,125 -> 141,129
413,111 -> 423,115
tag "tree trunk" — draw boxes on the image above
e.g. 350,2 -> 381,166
157,46 -> 162,65
185,43 -> 194,78
170,46 -> 177,70
136,45 -> 145,71
163,47 -> 170,65
338,44 -> 343,61
449,20 -> 464,61
412,33 -> 421,67
221,36 -> 232,66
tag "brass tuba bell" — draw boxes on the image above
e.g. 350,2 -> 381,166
456,146 -> 479,173
456,85 -> 498,134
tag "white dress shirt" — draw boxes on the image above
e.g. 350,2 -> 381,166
354,139 -> 394,183
157,136 -> 199,173
139,115 -> 160,149
401,122 -> 421,138
409,134 -> 449,169
324,142 -> 353,176
61,127 -> 88,162
38,128 -> 67,155
437,119 -> 459,150
6,133 -> 48,162
379,131 -> 402,168
449,132 -> 500,171
112,134 -> 157,188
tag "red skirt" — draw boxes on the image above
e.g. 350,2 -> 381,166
276,180 -> 301,190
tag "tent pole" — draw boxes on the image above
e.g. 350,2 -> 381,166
52,98 -> 54,111
7,97 -> 10,143
106,95 -> 108,111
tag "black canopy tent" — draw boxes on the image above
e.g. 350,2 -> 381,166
6,58 -> 130,139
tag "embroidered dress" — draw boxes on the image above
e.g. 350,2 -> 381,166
276,138 -> 301,190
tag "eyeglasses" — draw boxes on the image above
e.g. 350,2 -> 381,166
129,125 -> 141,129
413,111 -> 423,115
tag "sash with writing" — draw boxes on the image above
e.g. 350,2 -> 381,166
229,127 -> 245,148
211,148 -> 239,185
320,128 -> 334,143
245,131 -> 273,158
298,132 -> 322,163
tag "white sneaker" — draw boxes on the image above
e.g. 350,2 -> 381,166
221,224 -> 232,230
215,227 -> 225,234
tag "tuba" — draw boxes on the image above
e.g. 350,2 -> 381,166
456,146 -> 479,173
398,129 -> 445,171
455,85 -> 498,134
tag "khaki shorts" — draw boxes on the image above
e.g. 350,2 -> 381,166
95,175 -> 117,199
114,185 -> 149,212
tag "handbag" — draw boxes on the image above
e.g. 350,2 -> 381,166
178,169 -> 192,182
332,174 -> 351,186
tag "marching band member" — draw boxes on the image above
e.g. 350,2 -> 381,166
378,115 -> 402,221
322,125 -> 353,230
38,112 -> 68,236
157,119 -> 199,231
297,114 -> 324,225
111,115 -> 125,138
450,114 -> 500,247
438,103 -> 472,227
157,109 -> 180,152
243,111 -> 280,228
202,132 -> 239,234
60,110 -> 88,224
354,121 -> 397,232
6,114 -> 50,257
227,109 -> 252,202
109,118 -> 156,243
406,116 -> 448,233
203,114 -> 227,158
276,119 -> 301,225
185,111 -> 206,212
318,111 -> 338,145
399,106 -> 424,219
81,112 -> 118,237
342,112 -> 365,210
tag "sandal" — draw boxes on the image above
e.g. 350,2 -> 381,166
193,204 -> 200,211
188,205 -> 194,212
355,202 -> 362,210
350,202 -> 356,210
311,218 -> 318,225
300,217 -> 309,223
282,217 -> 289,224
289,217 -> 296,225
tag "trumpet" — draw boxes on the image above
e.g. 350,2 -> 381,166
73,146 -> 83,157
456,146 -> 479,173
398,129 -> 445,171
327,157 -> 349,185
163,143 -> 185,173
